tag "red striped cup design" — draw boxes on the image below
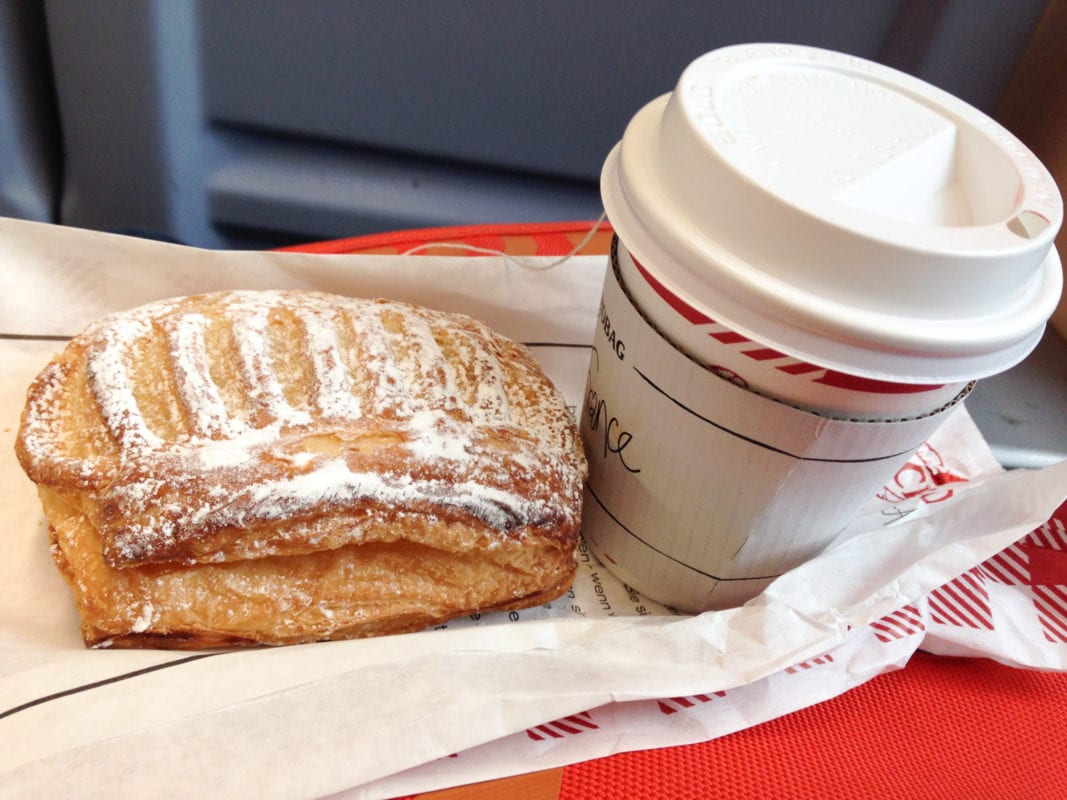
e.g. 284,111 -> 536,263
615,239 -> 967,420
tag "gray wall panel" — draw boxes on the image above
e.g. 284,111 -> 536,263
40,0 -> 1048,249
0,1 -> 60,222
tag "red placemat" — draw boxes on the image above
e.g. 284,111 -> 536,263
558,651 -> 1067,800
289,223 -> 1067,800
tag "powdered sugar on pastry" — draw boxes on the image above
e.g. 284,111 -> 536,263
296,306 -> 364,421
231,305 -> 314,428
17,290 -> 586,575
166,313 -> 240,439
84,313 -> 165,453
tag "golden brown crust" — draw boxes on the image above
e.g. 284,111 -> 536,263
17,290 -> 586,648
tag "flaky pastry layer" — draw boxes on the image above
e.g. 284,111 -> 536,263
17,290 -> 586,647
42,486 -> 576,648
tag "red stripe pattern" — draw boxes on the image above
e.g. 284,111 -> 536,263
871,605 -> 926,643
813,369 -> 943,395
527,711 -> 599,741
710,330 -> 750,345
983,507 -> 1067,643
785,654 -> 836,674
632,259 -> 715,325
657,692 -> 727,716
778,362 -> 824,375
630,255 -> 941,394
926,502 -> 1067,644
928,568 -> 994,630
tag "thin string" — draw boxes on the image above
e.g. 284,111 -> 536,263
400,210 -> 609,271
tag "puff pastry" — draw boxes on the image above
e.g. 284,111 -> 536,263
16,290 -> 586,648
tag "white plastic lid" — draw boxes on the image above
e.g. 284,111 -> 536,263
601,43 -> 1064,382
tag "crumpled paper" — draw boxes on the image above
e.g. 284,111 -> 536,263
1,217 -> 1065,800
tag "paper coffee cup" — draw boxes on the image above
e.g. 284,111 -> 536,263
582,43 -> 1064,612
